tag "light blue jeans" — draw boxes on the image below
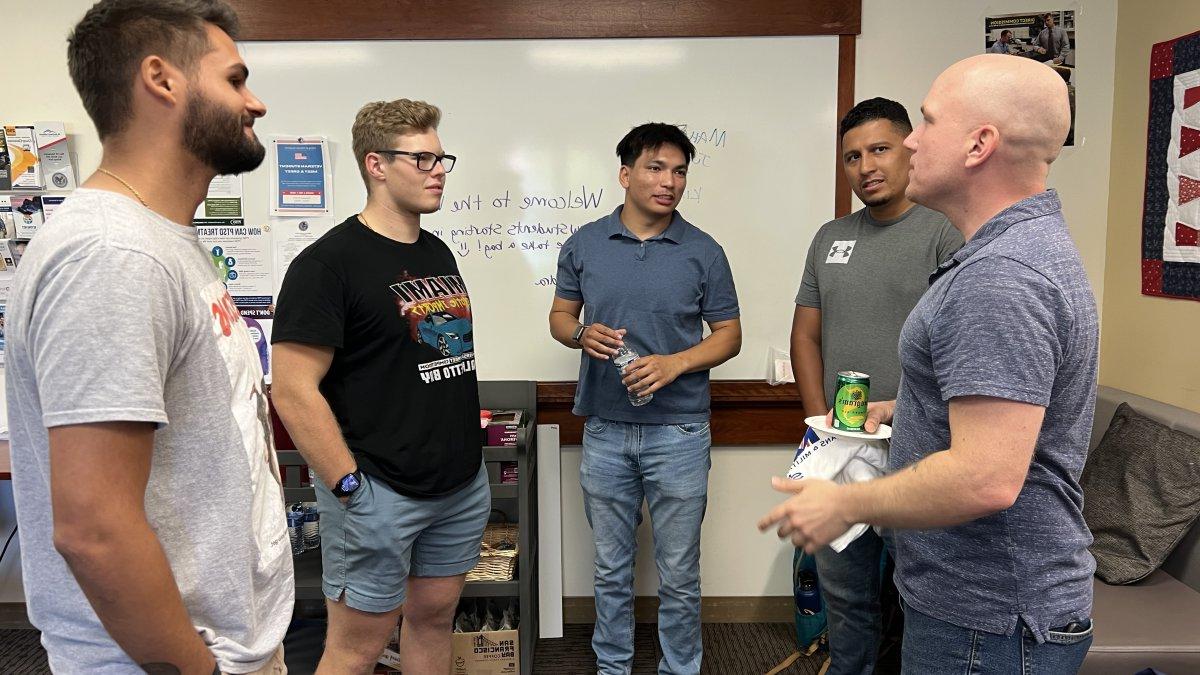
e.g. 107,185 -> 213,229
580,416 -> 711,675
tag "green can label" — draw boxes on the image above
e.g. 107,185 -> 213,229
833,371 -> 870,431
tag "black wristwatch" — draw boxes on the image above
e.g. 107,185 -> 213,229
571,324 -> 588,344
331,470 -> 363,498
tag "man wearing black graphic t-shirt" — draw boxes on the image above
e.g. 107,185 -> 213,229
272,99 -> 488,673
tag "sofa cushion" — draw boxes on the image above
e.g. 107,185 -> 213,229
1084,571 -> 1200,671
1082,402 -> 1200,584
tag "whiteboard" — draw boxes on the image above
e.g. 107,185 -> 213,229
240,37 -> 839,380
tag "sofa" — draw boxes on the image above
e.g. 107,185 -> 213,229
1080,386 -> 1200,674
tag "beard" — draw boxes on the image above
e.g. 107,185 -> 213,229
860,191 -> 892,208
183,91 -> 265,175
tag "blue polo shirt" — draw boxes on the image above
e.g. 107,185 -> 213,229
555,206 -> 740,424
889,190 -> 1099,642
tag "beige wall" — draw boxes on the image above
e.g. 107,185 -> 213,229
855,0 -> 1117,311
1101,2 -> 1200,412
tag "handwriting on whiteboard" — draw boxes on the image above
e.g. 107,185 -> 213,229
431,125 -> 725,283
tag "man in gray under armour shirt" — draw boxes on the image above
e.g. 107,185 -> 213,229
790,98 -> 960,675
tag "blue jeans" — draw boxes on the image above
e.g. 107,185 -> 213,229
901,601 -> 1093,674
814,528 -> 885,675
580,416 -> 711,675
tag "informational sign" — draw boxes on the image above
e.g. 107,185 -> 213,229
195,174 -> 244,219
269,136 -> 332,216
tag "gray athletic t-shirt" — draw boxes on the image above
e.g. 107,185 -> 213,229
6,189 -> 293,673
795,204 -> 961,405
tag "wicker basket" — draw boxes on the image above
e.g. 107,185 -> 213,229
465,523 -> 519,582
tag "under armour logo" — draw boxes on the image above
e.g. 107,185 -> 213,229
825,240 -> 856,264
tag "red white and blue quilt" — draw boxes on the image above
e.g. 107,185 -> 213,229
1143,29 -> 1200,300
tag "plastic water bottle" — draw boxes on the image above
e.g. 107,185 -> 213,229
302,503 -> 320,551
287,509 -> 305,556
613,346 -> 652,406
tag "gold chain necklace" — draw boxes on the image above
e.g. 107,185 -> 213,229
96,168 -> 148,207
358,212 -> 376,234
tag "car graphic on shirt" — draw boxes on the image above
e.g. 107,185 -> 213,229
416,311 -> 473,356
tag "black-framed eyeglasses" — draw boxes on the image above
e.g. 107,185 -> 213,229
373,150 -> 456,173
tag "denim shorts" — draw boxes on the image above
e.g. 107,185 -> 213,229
314,462 -> 490,613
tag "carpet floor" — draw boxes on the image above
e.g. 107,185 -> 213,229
0,622 -> 825,674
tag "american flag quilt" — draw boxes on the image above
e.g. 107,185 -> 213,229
1143,29 -> 1200,300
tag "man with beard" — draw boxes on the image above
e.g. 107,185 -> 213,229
790,97 -> 960,675
272,99 -> 487,674
5,1 -> 292,673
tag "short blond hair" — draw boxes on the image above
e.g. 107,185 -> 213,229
352,98 -> 442,186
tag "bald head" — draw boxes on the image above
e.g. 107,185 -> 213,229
938,54 -> 1071,166
904,54 -> 1072,235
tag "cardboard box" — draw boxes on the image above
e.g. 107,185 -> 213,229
34,122 -> 76,190
376,629 -> 520,674
452,630 -> 520,674
485,409 -> 523,446
4,126 -> 41,189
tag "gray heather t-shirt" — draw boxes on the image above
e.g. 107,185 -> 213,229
795,204 -> 961,406
6,189 -> 294,673
889,190 -> 1099,642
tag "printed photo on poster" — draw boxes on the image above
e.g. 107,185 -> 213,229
985,10 -> 1077,145
269,136 -> 332,216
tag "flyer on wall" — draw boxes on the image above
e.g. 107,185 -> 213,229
269,136 -> 333,216
194,174 -> 244,219
984,9 -> 1078,145
270,216 -> 336,298
194,217 -> 276,381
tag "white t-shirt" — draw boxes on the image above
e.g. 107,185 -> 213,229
6,189 -> 293,673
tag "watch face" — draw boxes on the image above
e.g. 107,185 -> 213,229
339,473 -> 361,494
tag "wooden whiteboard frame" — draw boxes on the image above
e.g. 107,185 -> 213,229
233,0 -> 862,443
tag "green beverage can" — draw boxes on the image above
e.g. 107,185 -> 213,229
833,371 -> 870,432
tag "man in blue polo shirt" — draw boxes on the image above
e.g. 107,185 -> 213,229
549,122 -> 741,675
761,55 -> 1098,674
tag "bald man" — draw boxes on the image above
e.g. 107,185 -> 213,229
761,55 -> 1098,674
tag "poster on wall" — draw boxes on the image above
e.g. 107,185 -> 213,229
1141,29 -> 1200,302
984,10 -> 1077,146
269,136 -> 332,216
195,218 -> 277,379
270,217 -> 336,298
195,174 -> 244,219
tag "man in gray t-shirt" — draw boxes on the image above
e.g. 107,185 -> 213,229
791,98 -> 960,675
764,56 -> 1096,674
6,3 -> 292,672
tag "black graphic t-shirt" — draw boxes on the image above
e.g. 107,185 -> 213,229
273,216 -> 481,497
